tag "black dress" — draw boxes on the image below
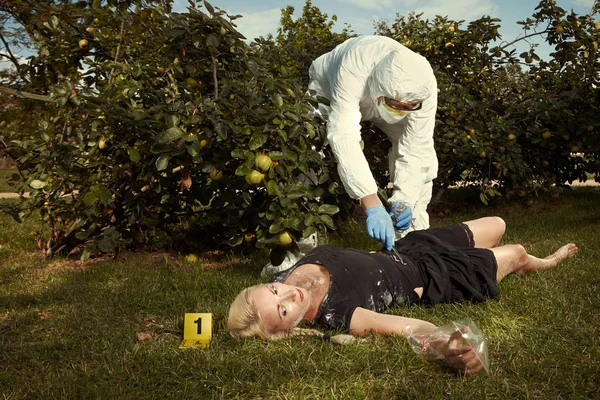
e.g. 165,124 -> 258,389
270,224 -> 500,331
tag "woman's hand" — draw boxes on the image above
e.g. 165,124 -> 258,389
429,327 -> 485,375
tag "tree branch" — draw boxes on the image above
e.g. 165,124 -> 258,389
114,18 -> 126,64
0,31 -> 29,83
498,29 -> 549,51
109,17 -> 127,83
211,54 -> 219,100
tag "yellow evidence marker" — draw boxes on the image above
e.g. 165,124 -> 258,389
179,313 -> 213,348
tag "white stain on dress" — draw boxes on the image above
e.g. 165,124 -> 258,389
367,295 -> 375,310
382,291 -> 392,306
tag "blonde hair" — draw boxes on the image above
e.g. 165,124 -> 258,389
227,284 -> 290,341
227,284 -> 359,345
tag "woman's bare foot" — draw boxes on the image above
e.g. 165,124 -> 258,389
515,243 -> 578,275
545,243 -> 578,265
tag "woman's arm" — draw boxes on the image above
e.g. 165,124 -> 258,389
350,307 -> 484,375
349,307 -> 437,338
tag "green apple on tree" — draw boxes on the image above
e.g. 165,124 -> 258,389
279,231 -> 293,246
255,154 -> 273,172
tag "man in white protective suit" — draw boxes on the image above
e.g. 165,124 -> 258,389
260,35 -> 438,276
309,35 -> 438,251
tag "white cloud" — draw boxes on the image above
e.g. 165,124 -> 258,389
337,0 -> 396,10
342,16 -> 380,34
171,1 -> 280,41
570,0 -> 595,8
414,0 -> 499,21
336,0 -> 498,27
0,54 -> 26,71
230,8 -> 282,41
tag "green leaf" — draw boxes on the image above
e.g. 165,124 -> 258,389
204,1 -> 215,14
281,144 -> 298,163
76,223 -> 97,240
158,127 -> 184,143
328,182 -> 339,194
318,204 -> 339,215
269,151 -> 285,160
227,235 -> 243,247
249,134 -> 268,151
206,34 -> 220,48
320,214 -> 336,230
284,112 -> 300,122
84,192 -> 98,206
479,193 -> 489,205
287,181 -> 308,199
186,141 -> 201,157
96,186 -> 112,206
29,180 -> 47,189
291,217 -> 303,231
156,155 -> 169,171
304,214 -> 318,226
273,94 -> 283,107
128,149 -> 141,162
80,247 -> 91,261
97,227 -> 119,253
69,95 -> 81,106
265,179 -> 278,195
231,149 -> 246,159
166,27 -> 186,37
235,164 -> 253,176
316,96 -> 330,106
266,206 -> 279,221
318,172 -> 330,185
303,226 -> 317,239
268,218 -> 284,234
150,143 -> 173,154
288,124 -> 302,138
165,115 -> 179,128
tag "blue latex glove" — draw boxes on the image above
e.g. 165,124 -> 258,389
365,205 -> 395,251
389,202 -> 413,231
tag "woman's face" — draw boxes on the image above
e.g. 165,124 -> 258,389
252,283 -> 311,334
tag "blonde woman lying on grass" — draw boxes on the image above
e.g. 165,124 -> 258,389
227,217 -> 577,375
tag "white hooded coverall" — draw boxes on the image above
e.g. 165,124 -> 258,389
308,35 -> 438,235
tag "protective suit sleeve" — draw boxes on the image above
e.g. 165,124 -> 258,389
326,71 -> 378,200
384,82 -> 438,208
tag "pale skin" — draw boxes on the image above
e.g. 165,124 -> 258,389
251,217 -> 578,375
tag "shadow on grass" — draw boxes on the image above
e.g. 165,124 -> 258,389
2,187 -> 600,398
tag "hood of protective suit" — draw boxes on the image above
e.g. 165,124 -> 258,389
368,50 -> 435,124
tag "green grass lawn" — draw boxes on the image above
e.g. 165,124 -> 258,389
1,188 -> 600,399
0,168 -> 18,192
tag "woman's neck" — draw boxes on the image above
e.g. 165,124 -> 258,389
283,263 -> 330,322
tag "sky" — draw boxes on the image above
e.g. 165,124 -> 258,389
172,0 -> 596,57
0,0 -> 596,71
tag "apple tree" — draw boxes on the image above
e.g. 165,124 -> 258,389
373,0 -> 599,204
0,0 -> 354,259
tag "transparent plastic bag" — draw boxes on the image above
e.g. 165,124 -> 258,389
391,201 -> 405,219
408,319 -> 490,374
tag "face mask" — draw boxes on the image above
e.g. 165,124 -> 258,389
377,98 -> 408,124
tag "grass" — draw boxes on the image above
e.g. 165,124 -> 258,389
1,188 -> 600,399
0,168 -> 18,193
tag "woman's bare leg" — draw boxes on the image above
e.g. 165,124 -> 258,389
463,217 -> 506,248
492,243 -> 578,282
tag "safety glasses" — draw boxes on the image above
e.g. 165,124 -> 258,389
383,97 -> 422,112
